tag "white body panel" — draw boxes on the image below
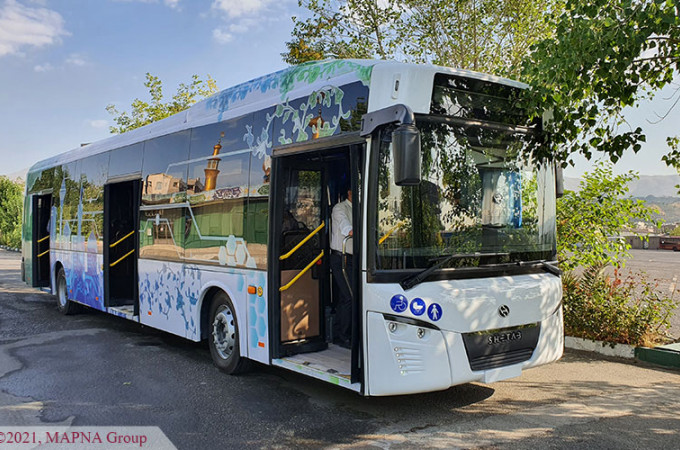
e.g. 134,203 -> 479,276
364,274 -> 563,396
367,61 -> 527,115
137,259 -> 269,364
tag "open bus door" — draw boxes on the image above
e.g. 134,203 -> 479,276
31,193 -> 52,288
269,136 -> 364,390
103,179 -> 141,317
272,158 -> 327,356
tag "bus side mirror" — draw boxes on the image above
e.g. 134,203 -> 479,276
555,164 -> 564,198
392,124 -> 422,186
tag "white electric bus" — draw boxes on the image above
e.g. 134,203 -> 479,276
23,60 -> 563,396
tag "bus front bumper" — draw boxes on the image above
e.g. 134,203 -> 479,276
365,308 -> 564,396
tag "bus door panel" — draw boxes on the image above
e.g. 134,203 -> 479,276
275,162 -> 327,355
103,179 -> 141,315
32,193 -> 52,288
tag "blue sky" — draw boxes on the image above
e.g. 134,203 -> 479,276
0,0 -> 678,179
0,0 -> 297,176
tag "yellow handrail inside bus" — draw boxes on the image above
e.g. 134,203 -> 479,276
279,250 -> 324,292
110,230 -> 135,249
37,249 -> 50,258
279,221 -> 325,261
110,249 -> 135,268
37,235 -> 50,243
379,220 -> 405,245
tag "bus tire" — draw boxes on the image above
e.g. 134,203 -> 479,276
55,267 -> 78,315
208,291 -> 251,374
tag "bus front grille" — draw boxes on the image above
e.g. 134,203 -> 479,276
468,348 -> 535,371
462,323 -> 540,372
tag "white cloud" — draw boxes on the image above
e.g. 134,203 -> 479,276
33,61 -> 52,72
228,18 -> 255,34
113,0 -> 180,9
0,0 -> 68,57
65,53 -> 86,66
211,0 -> 271,19
210,0 -> 294,44
88,119 -> 108,129
212,27 -> 233,44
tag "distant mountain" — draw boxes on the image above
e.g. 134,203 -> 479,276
565,175 -> 680,224
628,175 -> 680,197
564,177 -> 581,192
565,174 -> 680,198
644,197 -> 680,223
1,168 -> 28,182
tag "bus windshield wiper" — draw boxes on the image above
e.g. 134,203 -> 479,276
517,259 -> 561,276
399,252 -> 509,291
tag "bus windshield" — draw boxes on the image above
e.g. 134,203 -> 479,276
374,118 -> 556,271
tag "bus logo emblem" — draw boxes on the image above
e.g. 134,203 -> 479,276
498,305 -> 510,317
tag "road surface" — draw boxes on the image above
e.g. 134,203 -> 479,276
1,249 -> 678,449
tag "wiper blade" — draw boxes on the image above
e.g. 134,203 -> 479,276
400,252 -> 510,291
518,259 -> 561,276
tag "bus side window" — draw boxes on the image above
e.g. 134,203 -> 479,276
140,131 -> 190,261
184,118 -> 252,267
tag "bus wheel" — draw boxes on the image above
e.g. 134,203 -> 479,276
56,267 -> 78,315
208,292 -> 251,374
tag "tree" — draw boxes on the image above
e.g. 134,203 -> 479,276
284,0 -> 561,78
106,73 -> 219,134
557,163 -> 657,271
521,0 -> 680,168
287,0 -> 679,170
0,176 -> 24,249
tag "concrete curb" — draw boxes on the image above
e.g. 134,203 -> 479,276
565,336 -> 680,370
0,245 -> 20,252
564,336 -> 635,359
635,344 -> 680,369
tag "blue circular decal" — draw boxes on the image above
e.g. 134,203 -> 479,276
410,297 -> 426,316
427,303 -> 443,321
390,294 -> 408,313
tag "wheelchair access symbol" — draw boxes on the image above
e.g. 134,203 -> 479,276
427,303 -> 442,322
390,294 -> 408,313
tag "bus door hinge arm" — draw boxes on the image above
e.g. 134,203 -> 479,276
360,104 -> 415,137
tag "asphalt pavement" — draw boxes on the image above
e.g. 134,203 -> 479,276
607,249 -> 680,339
1,249 -> 679,449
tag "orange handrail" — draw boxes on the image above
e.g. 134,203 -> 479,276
279,221 -> 325,261
110,230 -> 135,249
279,250 -> 324,292
110,249 -> 135,268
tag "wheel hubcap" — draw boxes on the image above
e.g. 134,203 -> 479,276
212,305 -> 236,360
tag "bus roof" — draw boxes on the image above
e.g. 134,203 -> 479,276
28,59 -> 527,174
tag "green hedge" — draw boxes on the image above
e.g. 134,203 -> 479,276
563,265 -> 677,347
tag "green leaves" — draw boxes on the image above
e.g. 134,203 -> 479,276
284,0 -> 559,80
0,177 -> 24,248
521,0 -> 680,168
563,266 -> 677,346
556,162 -> 658,271
106,73 -> 218,134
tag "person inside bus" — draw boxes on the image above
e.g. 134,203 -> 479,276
330,187 -> 353,349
